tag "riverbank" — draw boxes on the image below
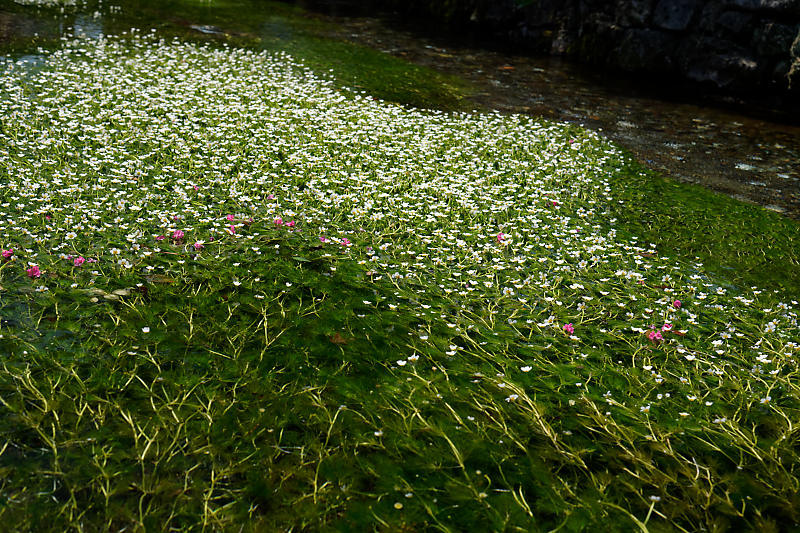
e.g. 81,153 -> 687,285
345,0 -> 800,117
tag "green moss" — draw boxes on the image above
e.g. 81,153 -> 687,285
605,151 -> 800,299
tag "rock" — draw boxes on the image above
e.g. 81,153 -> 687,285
789,30 -> 800,86
520,0 -> 563,27
686,51 -> 760,89
615,28 -> 678,71
615,0 -> 655,26
753,22 -> 798,56
653,0 -> 698,31
717,10 -> 755,35
727,0 -> 800,13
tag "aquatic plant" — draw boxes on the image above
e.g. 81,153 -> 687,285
0,33 -> 798,531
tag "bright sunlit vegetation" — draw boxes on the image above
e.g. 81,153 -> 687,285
0,32 -> 798,531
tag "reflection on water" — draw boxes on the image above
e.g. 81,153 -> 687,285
1,0 -> 798,219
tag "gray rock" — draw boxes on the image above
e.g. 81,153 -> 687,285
686,52 -> 760,88
616,0 -> 655,26
717,10 -> 755,34
753,22 -> 798,56
726,0 -> 760,9
653,0 -> 698,30
520,0 -> 563,27
726,0 -> 800,13
615,28 -> 678,71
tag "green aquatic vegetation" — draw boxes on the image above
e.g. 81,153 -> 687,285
0,34 -> 799,532
0,0 -> 471,111
603,154 -> 800,299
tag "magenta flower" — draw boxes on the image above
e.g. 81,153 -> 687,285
228,225 -> 236,235
563,323 -> 574,335
1,248 -> 13,260
286,220 -> 296,227
320,236 -> 328,242
193,185 -> 199,191
341,238 -> 351,247
551,200 -> 558,207
73,256 -> 85,267
267,194 -> 275,200
26,265 -> 41,278
661,323 -> 673,332
673,300 -> 681,309
497,232 -> 505,243
155,235 -> 165,241
226,214 -> 235,221
274,218 -> 283,226
172,230 -> 185,241
647,330 -> 663,343
193,242 -> 204,250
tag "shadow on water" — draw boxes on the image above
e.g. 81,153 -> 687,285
1,0 -> 799,219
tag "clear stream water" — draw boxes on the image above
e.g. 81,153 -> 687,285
2,0 -> 799,219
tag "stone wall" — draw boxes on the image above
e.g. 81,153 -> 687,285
384,0 -> 800,105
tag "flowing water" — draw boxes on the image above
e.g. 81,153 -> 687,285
2,0 -> 799,219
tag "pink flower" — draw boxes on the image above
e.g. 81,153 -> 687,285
155,235 -> 165,241
341,238 -> 351,246
45,215 -> 51,220
193,185 -> 199,191
551,200 -> 558,207
1,248 -> 12,260
274,218 -> 283,226
193,242 -> 204,250
647,330 -> 663,343
661,323 -> 673,332
673,300 -> 681,309
497,232 -> 505,243
320,236 -> 328,242
286,220 -> 296,227
563,323 -> 574,335
228,225 -> 236,235
73,256 -> 85,267
172,230 -> 184,241
26,265 -> 41,278
226,214 -> 235,221
267,194 -> 275,200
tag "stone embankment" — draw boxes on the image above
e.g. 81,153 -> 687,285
383,0 -> 800,110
